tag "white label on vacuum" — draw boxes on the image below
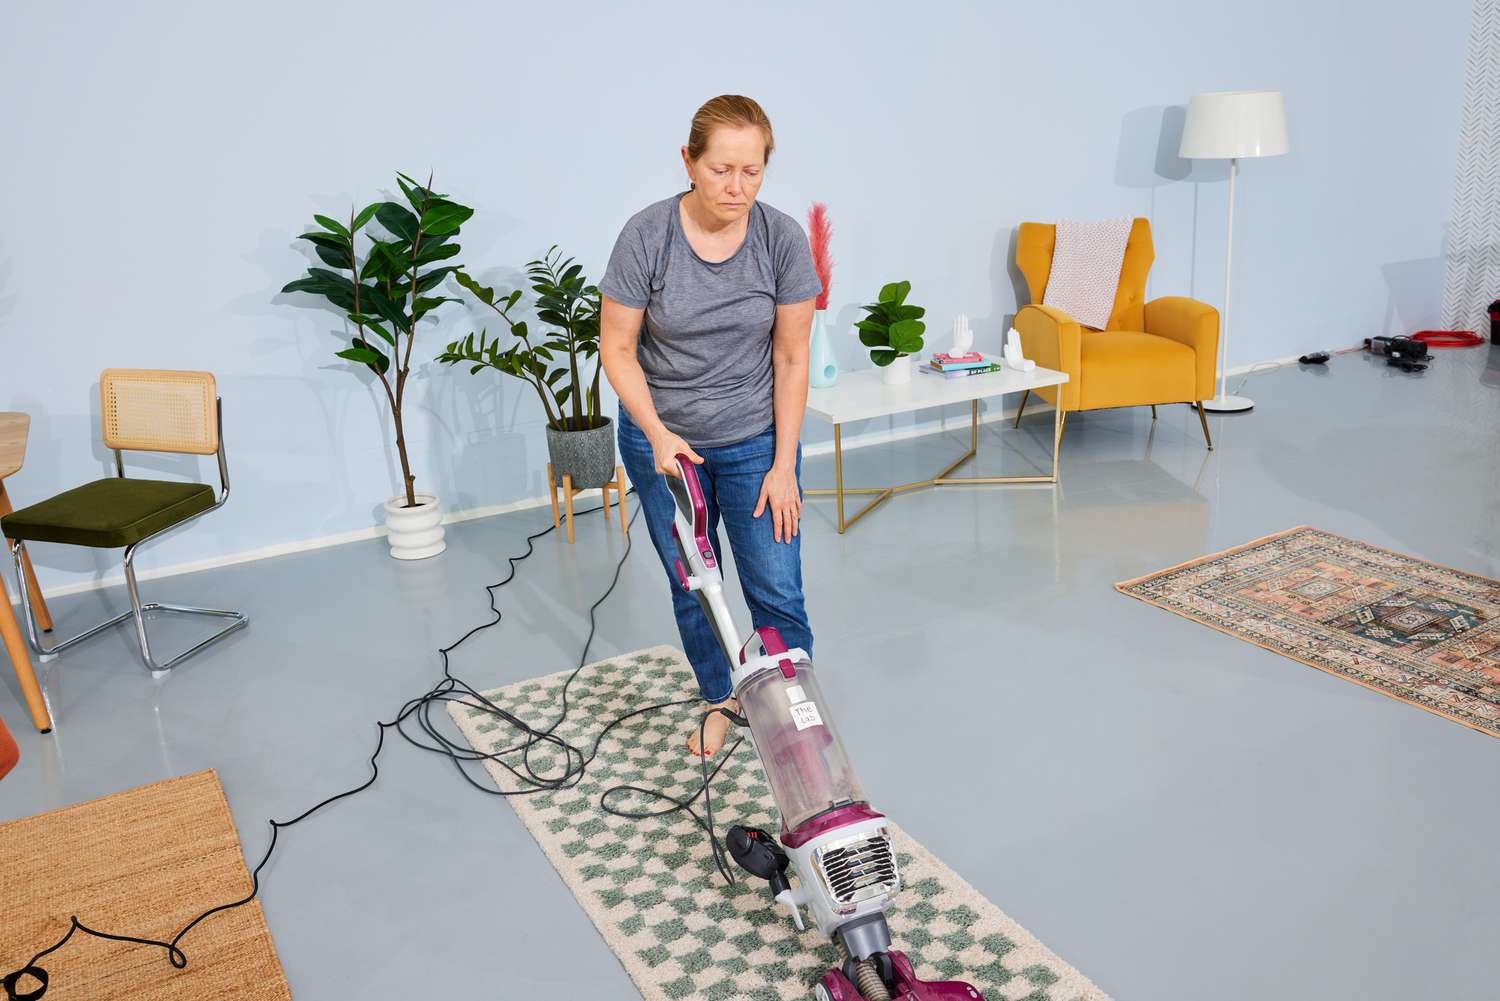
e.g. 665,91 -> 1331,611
786,685 -> 806,704
789,701 -> 823,731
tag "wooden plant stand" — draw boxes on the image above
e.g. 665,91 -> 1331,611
547,464 -> 628,544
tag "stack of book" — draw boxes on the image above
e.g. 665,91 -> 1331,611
923,351 -> 1004,379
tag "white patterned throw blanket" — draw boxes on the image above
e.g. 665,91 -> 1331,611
1041,217 -> 1133,330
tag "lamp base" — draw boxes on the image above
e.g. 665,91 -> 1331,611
1202,393 -> 1254,414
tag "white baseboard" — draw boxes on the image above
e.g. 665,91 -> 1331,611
14,355 -> 1298,602
19,494 -> 592,601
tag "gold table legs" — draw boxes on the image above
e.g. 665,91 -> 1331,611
810,397 -> 1064,534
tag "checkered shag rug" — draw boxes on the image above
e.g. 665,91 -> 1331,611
447,645 -> 1109,1001
1118,526 -> 1500,738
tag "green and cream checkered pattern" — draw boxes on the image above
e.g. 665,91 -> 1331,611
448,645 -> 1109,1001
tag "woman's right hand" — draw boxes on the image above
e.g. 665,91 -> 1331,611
649,428 -> 704,478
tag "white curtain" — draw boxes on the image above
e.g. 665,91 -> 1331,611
1442,0 -> 1500,332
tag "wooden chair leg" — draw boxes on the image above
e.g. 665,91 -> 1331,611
17,547 -> 50,633
546,464 -> 560,530
616,466 -> 628,534
1196,402 -> 1214,451
1014,390 -> 1029,429
0,578 -> 51,732
563,474 -> 575,544
0,481 -> 50,632
1151,404 -> 1158,421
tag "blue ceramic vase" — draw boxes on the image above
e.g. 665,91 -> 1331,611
808,309 -> 838,388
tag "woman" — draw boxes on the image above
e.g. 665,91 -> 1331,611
599,94 -> 821,758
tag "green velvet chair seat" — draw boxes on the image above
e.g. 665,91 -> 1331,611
0,478 -> 216,549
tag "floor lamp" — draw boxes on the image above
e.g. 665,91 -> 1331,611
1179,91 -> 1289,413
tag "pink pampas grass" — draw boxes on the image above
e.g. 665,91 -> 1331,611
807,202 -> 833,310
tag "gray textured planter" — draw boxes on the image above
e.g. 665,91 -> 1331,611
546,418 -> 616,489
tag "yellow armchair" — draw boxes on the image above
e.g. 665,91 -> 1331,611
1012,218 -> 1219,448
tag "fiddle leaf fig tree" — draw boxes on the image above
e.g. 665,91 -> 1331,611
856,280 -> 926,366
280,171 -> 472,507
437,246 -> 606,431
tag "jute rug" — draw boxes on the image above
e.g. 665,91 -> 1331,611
0,769 -> 292,1000
448,645 -> 1109,1001
1117,526 -> 1500,738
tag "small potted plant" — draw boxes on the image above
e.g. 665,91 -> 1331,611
856,280 -> 926,385
438,247 -> 614,488
280,171 -> 471,560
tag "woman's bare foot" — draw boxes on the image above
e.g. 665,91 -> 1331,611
686,698 -> 739,758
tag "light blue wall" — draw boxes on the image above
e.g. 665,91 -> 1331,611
0,1 -> 1469,590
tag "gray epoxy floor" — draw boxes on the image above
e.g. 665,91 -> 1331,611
4,347 -> 1499,1000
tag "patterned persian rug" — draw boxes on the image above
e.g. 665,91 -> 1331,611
1117,526 -> 1500,738
448,645 -> 1109,1001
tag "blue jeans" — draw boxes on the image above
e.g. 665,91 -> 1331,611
618,406 -> 813,703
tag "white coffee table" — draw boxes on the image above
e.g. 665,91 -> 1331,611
804,364 -> 1069,533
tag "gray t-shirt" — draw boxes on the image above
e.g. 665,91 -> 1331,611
600,192 -> 822,448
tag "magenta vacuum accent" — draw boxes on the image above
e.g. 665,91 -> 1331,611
818,952 -> 986,1000
678,456 -> 716,569
663,454 -> 987,1001
746,625 -> 798,679
782,803 -> 884,850
669,525 -> 691,592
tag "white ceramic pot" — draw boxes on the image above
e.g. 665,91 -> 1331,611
880,355 -> 912,386
383,492 -> 446,560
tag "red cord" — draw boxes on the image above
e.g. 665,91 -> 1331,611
1410,330 -> 1485,348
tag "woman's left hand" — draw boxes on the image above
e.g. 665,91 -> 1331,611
754,464 -> 801,543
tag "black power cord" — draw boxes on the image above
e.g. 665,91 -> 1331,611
4,489 -> 750,999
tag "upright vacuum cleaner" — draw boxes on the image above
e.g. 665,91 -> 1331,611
664,455 -> 986,1001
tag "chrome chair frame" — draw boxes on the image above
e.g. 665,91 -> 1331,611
9,398 -> 247,673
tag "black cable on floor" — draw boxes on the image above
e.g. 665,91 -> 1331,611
4,489 -> 748,1000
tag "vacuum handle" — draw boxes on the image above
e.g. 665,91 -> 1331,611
667,453 -> 716,573
664,453 -> 698,525
663,452 -> 743,663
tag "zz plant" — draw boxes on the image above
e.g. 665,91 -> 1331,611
437,247 -> 606,431
856,280 -> 927,366
280,172 -> 472,507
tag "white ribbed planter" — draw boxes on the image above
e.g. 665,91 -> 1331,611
880,355 -> 912,385
383,492 -> 446,560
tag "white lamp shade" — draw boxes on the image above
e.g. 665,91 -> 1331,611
1179,91 -> 1289,159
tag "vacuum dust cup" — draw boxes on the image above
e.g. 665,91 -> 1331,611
735,658 -> 864,833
